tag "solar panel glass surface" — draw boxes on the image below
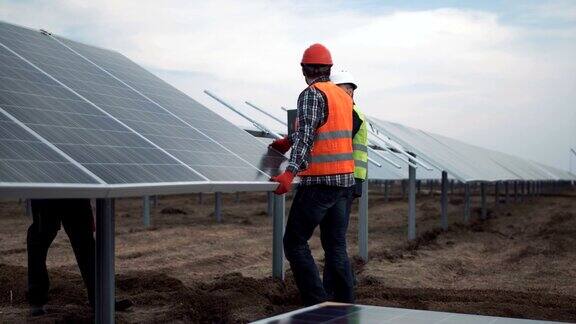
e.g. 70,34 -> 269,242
0,22 -> 205,184
54,36 -> 285,180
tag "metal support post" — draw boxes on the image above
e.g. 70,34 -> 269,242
198,192 -> 203,205
142,196 -> 150,228
152,195 -> 158,208
214,192 -> 222,222
504,181 -> 509,204
495,182 -> 500,205
272,194 -> 285,280
429,180 -> 434,196
235,192 -> 240,203
384,180 -> 389,203
480,183 -> 487,219
402,180 -> 407,199
408,162 -> 417,240
441,171 -> 448,230
514,181 -> 519,202
25,199 -> 32,218
450,180 -> 455,195
358,178 -> 369,262
96,198 -> 115,324
267,192 -> 274,217
464,183 -> 470,224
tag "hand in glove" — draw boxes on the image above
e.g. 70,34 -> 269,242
269,137 -> 292,154
270,171 -> 295,195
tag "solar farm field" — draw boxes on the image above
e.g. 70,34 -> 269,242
1,187 -> 575,323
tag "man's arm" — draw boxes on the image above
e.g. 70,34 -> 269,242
286,87 -> 326,174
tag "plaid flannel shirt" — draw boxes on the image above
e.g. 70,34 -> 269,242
287,76 -> 355,187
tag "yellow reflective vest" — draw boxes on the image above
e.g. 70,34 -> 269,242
353,105 -> 368,180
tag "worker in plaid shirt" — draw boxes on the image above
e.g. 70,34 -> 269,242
270,44 -> 356,305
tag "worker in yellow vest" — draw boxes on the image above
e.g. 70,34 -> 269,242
269,44 -> 355,305
330,70 -> 368,198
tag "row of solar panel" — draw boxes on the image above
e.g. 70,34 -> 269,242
0,21 -> 286,186
369,118 -> 576,182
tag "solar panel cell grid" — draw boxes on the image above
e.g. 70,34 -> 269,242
0,23 -> 206,184
0,113 -> 98,184
55,36 -> 285,178
5,28 -> 275,181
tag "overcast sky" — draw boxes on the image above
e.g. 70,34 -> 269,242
1,0 -> 575,172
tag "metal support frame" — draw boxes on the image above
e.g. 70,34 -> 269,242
214,192 -> 222,222
402,180 -> 407,198
408,162 -> 417,240
25,199 -> 32,217
142,196 -> 150,228
480,183 -> 487,219
96,198 -> 115,324
267,192 -> 274,217
384,180 -> 390,203
358,178 -> 369,261
429,180 -> 434,196
495,182 -> 500,205
504,181 -> 509,204
272,193 -> 285,280
464,183 -> 470,224
514,181 -> 519,202
440,171 -> 448,230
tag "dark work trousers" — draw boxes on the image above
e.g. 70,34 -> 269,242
283,185 -> 355,306
27,199 -> 96,307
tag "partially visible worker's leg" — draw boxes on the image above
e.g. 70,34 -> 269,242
320,187 -> 355,303
61,200 -> 96,307
283,185 -> 334,305
27,200 -> 60,308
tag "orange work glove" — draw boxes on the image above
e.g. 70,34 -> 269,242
269,137 -> 292,154
270,171 -> 295,195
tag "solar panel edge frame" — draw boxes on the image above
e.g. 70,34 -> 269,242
0,34 -> 212,183
48,32 -> 275,180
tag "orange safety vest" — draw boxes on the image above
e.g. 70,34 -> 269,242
299,81 -> 355,177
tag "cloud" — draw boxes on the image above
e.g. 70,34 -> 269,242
0,0 -> 575,170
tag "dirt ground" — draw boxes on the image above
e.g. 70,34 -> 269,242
1,184 -> 575,323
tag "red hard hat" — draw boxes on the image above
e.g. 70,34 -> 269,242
301,43 -> 333,65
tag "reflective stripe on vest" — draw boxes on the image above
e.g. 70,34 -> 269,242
353,105 -> 368,180
298,81 -> 355,177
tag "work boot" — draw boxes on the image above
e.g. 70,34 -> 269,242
29,304 -> 46,317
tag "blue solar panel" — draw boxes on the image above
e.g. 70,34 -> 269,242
0,109 -> 98,184
0,22 -> 205,184
54,35 -> 285,179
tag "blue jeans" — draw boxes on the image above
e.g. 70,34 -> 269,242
283,185 -> 355,305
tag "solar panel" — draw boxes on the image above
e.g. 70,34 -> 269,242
0,21 -> 285,186
370,118 -> 517,182
0,110 -> 98,184
53,34 -> 285,180
252,303 -> 560,324
0,23 -> 212,185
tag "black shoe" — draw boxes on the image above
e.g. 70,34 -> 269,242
115,299 -> 133,312
30,304 -> 46,317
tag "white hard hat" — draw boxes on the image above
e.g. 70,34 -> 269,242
330,70 -> 357,90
